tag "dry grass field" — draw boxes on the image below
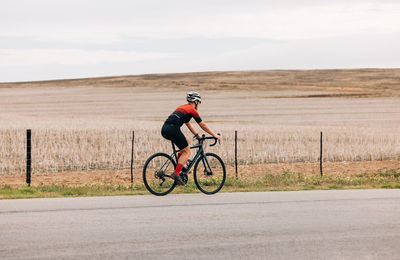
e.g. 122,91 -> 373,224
0,69 -> 399,182
2,69 -> 400,96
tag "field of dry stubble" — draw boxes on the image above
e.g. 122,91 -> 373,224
0,69 -> 399,185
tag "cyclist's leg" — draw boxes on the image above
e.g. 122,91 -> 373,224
172,131 -> 190,176
177,135 -> 190,160
162,124 -> 181,165
177,145 -> 190,168
162,123 -> 189,177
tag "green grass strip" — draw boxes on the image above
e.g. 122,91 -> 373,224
1,170 -> 399,199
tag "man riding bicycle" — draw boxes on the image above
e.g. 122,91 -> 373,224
161,91 -> 222,185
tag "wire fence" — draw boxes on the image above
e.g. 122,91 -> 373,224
0,128 -> 399,176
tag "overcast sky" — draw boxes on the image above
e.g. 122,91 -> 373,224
1,0 -> 400,82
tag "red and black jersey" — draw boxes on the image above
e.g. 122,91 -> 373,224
164,104 -> 202,126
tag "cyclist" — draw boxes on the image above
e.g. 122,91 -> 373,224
161,91 -> 221,185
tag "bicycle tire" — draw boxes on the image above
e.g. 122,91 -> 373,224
193,153 -> 226,195
143,153 -> 177,196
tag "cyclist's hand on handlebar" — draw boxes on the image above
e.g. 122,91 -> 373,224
214,133 -> 222,144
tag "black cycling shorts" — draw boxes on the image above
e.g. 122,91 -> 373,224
161,123 -> 188,150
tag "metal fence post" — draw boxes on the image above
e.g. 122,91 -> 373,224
235,130 -> 238,179
320,131 -> 323,176
26,129 -> 31,186
131,130 -> 135,184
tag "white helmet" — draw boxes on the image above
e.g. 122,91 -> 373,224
187,91 -> 202,102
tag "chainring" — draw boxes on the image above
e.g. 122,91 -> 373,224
181,173 -> 188,184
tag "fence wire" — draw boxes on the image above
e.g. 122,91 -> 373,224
0,128 -> 399,174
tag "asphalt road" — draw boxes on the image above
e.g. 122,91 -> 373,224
1,189 -> 400,259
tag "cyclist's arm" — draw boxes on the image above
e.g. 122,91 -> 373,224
185,122 -> 198,136
198,122 -> 221,142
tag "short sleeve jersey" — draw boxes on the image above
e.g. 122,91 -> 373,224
164,104 -> 202,126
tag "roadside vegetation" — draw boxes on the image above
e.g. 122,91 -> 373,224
1,169 -> 399,199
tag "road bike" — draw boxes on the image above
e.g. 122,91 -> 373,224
143,134 -> 226,196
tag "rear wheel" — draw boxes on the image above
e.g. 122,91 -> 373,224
143,153 -> 176,196
193,153 -> 226,195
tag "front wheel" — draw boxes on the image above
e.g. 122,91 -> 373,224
193,153 -> 226,195
143,153 -> 177,196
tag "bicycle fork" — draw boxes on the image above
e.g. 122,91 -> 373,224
200,151 -> 213,176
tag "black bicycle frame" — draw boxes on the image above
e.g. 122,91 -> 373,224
170,141 -> 212,174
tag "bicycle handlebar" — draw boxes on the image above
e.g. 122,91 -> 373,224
198,133 -> 220,147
